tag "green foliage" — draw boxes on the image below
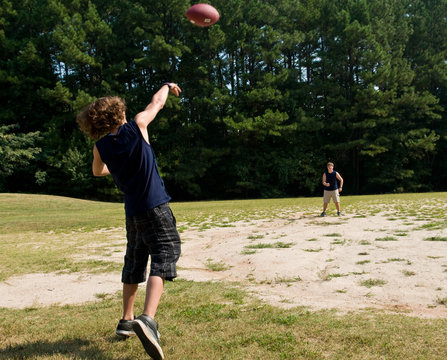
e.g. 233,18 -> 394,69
0,124 -> 41,190
0,0 -> 446,199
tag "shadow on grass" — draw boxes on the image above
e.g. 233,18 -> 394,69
0,338 -> 135,360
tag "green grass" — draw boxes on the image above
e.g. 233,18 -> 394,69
387,258 -> 409,263
424,236 -> 447,242
417,222 -> 447,230
259,276 -> 302,285
402,270 -> 416,277
303,248 -> 323,253
0,194 -> 316,234
241,249 -> 257,255
274,276 -> 302,284
247,234 -> 265,240
1,193 -> 447,359
359,240 -> 371,245
331,239 -> 347,245
4,192 -> 445,234
394,232 -> 408,237
205,259 -> 231,272
0,230 -> 124,281
375,236 -> 398,242
360,279 -> 387,288
325,273 -> 349,281
356,260 -> 371,265
0,193 -> 124,233
244,242 -> 295,249
1,280 -> 447,359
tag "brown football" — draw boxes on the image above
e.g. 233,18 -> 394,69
186,3 -> 220,27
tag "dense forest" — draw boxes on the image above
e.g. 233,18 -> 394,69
1,0 -> 446,201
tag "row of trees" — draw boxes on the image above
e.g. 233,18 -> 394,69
1,0 -> 446,201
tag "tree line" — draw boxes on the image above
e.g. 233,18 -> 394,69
1,0 -> 446,201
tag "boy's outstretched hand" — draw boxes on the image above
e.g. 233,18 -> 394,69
166,83 -> 182,97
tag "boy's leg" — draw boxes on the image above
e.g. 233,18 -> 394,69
322,191 -> 331,213
122,215 -> 150,320
123,283 -> 138,320
335,202 -> 341,212
320,202 -> 328,216
116,283 -> 138,337
133,275 -> 165,360
143,276 -> 165,319
334,190 -> 341,215
132,203 -> 180,359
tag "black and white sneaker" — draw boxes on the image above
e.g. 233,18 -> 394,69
116,319 -> 136,338
133,314 -> 164,360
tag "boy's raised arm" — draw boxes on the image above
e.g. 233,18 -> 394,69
135,83 -> 181,129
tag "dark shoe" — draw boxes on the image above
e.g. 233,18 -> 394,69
116,319 -> 135,338
133,314 -> 164,360
320,211 -> 326,217
337,211 -> 341,216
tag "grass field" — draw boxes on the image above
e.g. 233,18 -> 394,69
1,193 -> 447,359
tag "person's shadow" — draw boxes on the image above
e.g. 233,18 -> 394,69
1,337 -> 137,359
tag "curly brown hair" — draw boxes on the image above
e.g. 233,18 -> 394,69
76,96 -> 127,140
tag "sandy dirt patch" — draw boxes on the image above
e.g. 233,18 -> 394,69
0,272 -> 120,308
179,212 -> 447,318
1,211 -> 446,318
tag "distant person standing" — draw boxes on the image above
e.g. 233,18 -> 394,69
320,162 -> 344,217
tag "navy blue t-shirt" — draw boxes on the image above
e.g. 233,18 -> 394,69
324,170 -> 338,191
96,121 -> 171,217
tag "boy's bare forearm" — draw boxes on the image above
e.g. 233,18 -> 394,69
136,83 -> 181,128
147,85 -> 170,111
337,173 -> 344,187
